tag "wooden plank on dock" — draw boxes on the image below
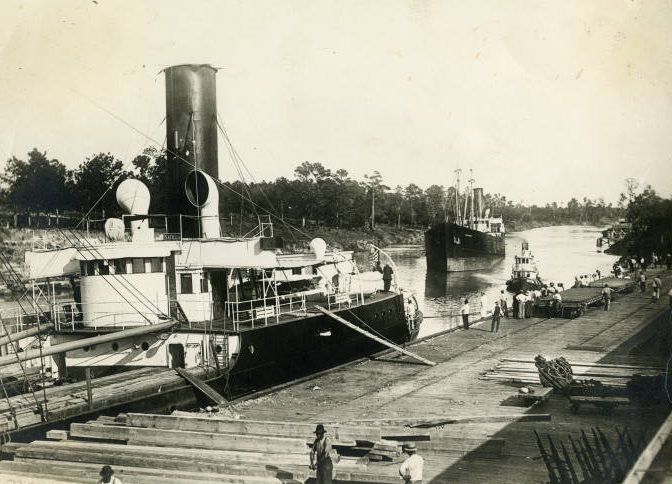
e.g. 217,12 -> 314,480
175,367 -> 227,406
316,306 -> 436,366
128,412 -> 382,442
407,414 -> 552,428
45,429 -> 69,440
69,422 -> 310,454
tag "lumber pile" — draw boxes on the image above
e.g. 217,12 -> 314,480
0,411 -> 414,483
480,358 -> 663,388
0,366 -> 215,434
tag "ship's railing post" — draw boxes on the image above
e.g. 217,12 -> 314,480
250,300 -> 254,329
275,295 -> 280,324
264,297 -> 268,326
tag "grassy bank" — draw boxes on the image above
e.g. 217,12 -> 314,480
276,225 -> 424,252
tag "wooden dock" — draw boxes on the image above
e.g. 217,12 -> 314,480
0,269 -> 669,483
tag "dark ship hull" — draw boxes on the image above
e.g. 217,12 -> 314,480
59,293 -> 416,400
506,277 -> 543,293
227,292 -> 415,397
425,222 -> 505,272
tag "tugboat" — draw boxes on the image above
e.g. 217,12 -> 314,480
425,169 -> 505,272
506,242 -> 543,293
3,64 -> 422,402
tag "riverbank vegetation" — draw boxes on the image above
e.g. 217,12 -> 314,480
613,178 -> 672,258
1,148 -> 624,240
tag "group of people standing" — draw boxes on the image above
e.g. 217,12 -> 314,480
459,290 -> 511,333
309,424 -> 424,484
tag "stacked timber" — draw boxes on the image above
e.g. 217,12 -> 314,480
480,358 -> 663,387
0,367 -> 215,434
0,412 -> 411,483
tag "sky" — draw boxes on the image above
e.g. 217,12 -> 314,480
1,0 -> 671,206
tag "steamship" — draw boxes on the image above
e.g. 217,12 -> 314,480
8,65 -> 422,402
506,242 -> 543,293
425,172 -> 505,272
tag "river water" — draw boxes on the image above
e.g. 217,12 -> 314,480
386,225 -> 619,337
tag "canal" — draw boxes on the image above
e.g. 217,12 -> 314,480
386,225 -> 620,337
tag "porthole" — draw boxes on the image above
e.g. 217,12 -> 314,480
248,344 -> 255,354
141,342 -> 150,351
215,345 -> 223,354
83,346 -> 90,352
112,342 -> 119,351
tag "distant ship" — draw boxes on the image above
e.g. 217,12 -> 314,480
425,170 -> 505,272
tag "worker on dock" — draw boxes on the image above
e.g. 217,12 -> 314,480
310,424 -> 333,484
639,272 -> 647,293
491,301 -> 502,333
383,264 -> 394,292
515,291 -> 527,319
480,292 -> 488,318
399,442 -> 424,484
461,299 -> 470,329
601,283 -> 612,311
98,465 -> 122,484
499,290 -> 508,317
652,276 -> 662,303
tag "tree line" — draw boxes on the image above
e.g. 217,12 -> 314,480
616,178 -> 672,257
1,148 -> 624,230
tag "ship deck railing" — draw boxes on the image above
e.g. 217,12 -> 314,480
0,305 -> 164,335
223,289 -> 364,332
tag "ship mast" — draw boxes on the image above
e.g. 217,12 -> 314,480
454,168 -> 461,225
468,170 -> 475,229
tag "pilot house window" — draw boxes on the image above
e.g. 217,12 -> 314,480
113,259 -> 127,274
149,257 -> 163,273
180,274 -> 193,294
132,258 -> 146,274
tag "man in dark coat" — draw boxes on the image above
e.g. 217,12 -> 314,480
382,264 -> 394,292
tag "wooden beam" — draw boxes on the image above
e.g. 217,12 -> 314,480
133,412 -> 382,442
316,306 -> 436,366
85,368 -> 93,411
3,460 -> 286,484
337,414 -> 551,427
409,413 -> 551,428
174,368 -> 227,406
68,423 -> 310,454
45,430 -> 69,441
14,439 -> 366,472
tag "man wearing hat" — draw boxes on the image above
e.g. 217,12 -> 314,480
399,442 -> 423,483
310,424 -> 333,484
98,465 -> 122,484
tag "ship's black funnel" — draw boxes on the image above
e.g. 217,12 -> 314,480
164,64 -> 218,237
